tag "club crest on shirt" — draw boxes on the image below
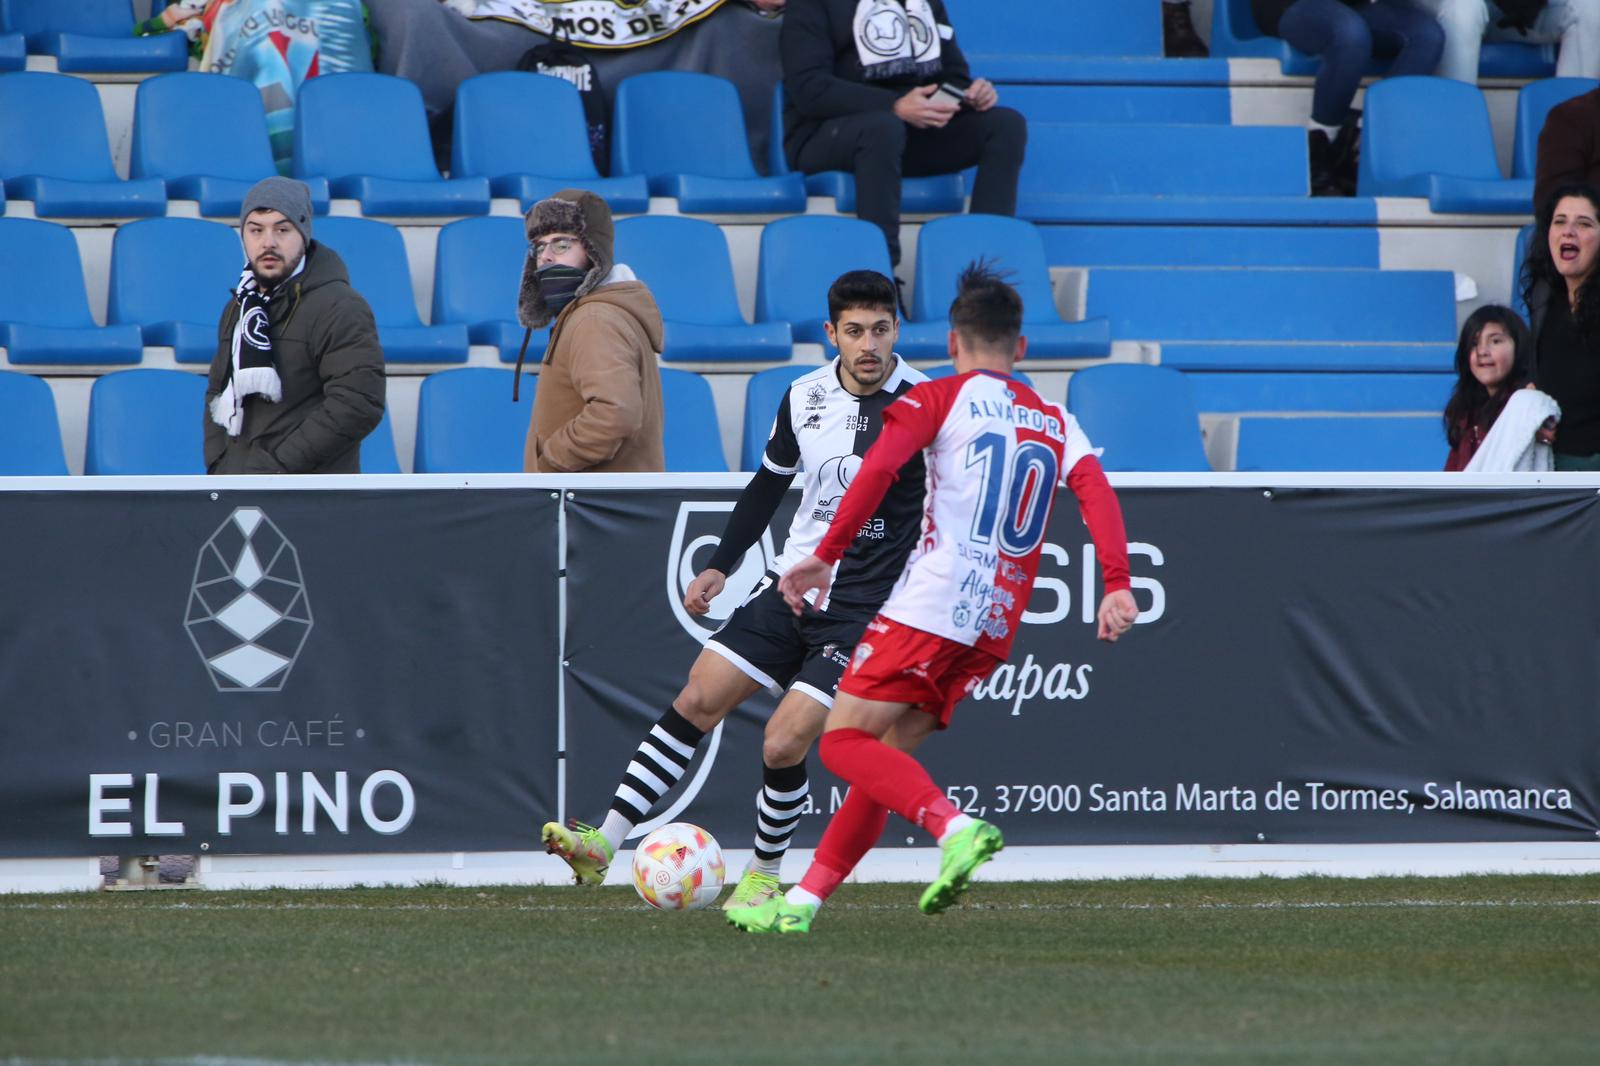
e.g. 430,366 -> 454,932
805,383 -> 827,409
952,600 -> 971,628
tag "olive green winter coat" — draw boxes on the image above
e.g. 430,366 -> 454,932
204,242 -> 385,474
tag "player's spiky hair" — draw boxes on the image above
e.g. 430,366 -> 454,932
949,258 -> 1023,353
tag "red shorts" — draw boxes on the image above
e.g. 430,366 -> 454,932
837,616 -> 1003,728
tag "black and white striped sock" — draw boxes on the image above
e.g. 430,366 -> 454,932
750,761 -> 809,877
598,706 -> 706,849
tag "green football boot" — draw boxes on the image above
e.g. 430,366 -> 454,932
726,896 -> 818,935
721,866 -> 782,911
918,819 -> 1004,915
540,819 -> 614,886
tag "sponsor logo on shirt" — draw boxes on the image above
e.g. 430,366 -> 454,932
802,413 -> 822,430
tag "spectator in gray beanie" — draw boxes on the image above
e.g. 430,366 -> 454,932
204,176 -> 385,474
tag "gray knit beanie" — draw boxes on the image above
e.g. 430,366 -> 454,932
240,177 -> 314,246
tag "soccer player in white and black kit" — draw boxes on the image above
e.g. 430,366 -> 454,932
729,262 -> 1139,935
542,271 -> 932,907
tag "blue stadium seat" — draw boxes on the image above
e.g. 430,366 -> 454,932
614,72 -> 804,214
0,369 -> 67,474
1018,123 -> 1377,225
767,84 -> 965,214
413,368 -> 534,473
107,218 -> 241,365
0,218 -> 143,365
1002,85 -> 1230,126
313,217 -> 470,364
1186,372 -> 1453,413
361,408 -> 402,474
293,74 -> 490,217
1359,78 -> 1531,214
904,215 -> 1111,360
661,368 -> 727,472
131,72 -> 331,218
432,216 -> 547,363
0,72 -> 165,218
943,0 -> 1229,83
84,369 -> 206,474
1234,415 -> 1445,471
755,216 -> 892,345
615,216 -> 792,362
1512,222 -> 1535,321
452,72 -> 648,214
0,0 -> 187,73
1208,0 -> 1552,78
1513,77 -> 1600,182
0,33 -> 21,71
1039,225 -> 1381,269
1085,267 -> 1456,371
740,364 -> 815,471
1065,365 -> 1210,472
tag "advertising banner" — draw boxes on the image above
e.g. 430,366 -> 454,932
0,489 -> 559,857
563,486 -> 1600,849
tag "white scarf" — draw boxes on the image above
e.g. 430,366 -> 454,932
209,257 -> 304,437
1463,388 -> 1561,472
853,0 -> 943,81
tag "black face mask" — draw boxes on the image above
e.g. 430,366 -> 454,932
537,263 -> 587,316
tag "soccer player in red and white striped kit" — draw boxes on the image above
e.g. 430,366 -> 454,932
728,261 -> 1139,934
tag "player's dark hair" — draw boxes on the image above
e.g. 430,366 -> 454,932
828,270 -> 899,324
948,259 -> 1023,353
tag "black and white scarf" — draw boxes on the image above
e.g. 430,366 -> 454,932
209,263 -> 298,437
853,0 -> 943,82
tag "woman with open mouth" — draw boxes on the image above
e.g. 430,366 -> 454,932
1522,183 -> 1600,470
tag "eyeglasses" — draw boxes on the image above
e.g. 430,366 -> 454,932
533,237 -> 579,259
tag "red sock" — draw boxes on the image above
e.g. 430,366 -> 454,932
818,728 -> 959,839
798,786 -> 889,901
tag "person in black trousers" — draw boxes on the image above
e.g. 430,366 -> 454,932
1252,0 -> 1444,195
780,0 -> 1027,268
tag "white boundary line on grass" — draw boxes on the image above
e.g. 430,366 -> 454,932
5,898 -> 1599,913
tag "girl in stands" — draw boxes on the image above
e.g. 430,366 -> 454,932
1442,304 -> 1557,470
1524,183 -> 1600,469
1251,0 -> 1444,196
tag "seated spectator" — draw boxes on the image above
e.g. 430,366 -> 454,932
1415,1 -> 1600,83
1164,0 -> 1211,57
1523,183 -> 1600,469
1251,1 -> 1445,196
1534,85 -> 1600,216
780,0 -> 1027,270
1443,304 -> 1557,469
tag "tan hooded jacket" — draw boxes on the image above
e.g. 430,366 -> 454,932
524,277 -> 666,472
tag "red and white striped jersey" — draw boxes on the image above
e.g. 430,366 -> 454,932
813,369 -> 1130,659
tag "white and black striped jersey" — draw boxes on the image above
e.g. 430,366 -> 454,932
763,356 -> 929,620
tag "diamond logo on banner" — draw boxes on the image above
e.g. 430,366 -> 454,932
185,507 -> 313,692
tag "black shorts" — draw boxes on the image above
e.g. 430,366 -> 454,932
704,574 -> 868,708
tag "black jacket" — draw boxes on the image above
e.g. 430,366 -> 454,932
204,242 -> 385,474
780,0 -> 973,163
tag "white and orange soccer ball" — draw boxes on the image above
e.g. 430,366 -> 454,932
630,822 -> 726,911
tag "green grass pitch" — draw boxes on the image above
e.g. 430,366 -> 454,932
3,875 -> 1598,1064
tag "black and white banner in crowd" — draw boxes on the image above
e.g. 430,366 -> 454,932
562,486 -> 1600,850
444,0 -> 728,48
0,489 -> 560,857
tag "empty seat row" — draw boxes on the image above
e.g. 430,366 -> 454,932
1066,364 -> 1448,473
0,367 -> 727,476
0,212 -> 1108,366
